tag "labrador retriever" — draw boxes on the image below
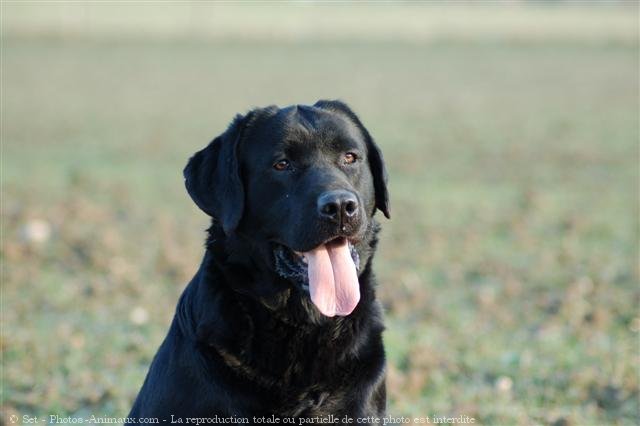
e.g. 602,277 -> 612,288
127,100 -> 390,422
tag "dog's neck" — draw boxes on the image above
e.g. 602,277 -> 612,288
181,217 -> 383,331
204,219 -> 381,314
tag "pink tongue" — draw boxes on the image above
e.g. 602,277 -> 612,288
304,240 -> 360,317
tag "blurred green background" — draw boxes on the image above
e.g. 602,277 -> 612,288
2,2 -> 638,425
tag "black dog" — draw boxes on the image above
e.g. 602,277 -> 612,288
128,100 -> 390,422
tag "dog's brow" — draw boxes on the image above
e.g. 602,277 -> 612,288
282,134 -> 309,148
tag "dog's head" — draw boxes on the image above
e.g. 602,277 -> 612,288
184,100 -> 389,317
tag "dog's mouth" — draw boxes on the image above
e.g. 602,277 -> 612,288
274,237 -> 361,317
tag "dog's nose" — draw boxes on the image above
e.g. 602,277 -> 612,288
317,190 -> 359,225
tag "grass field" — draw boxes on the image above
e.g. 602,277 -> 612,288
2,4 -> 639,425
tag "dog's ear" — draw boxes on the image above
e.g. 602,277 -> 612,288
184,113 -> 251,234
314,100 -> 390,219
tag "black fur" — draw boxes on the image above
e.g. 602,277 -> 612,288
128,101 -> 389,423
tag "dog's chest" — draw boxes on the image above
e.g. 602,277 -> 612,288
216,320 -> 358,410
252,322 -> 350,383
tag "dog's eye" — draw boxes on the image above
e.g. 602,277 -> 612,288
273,159 -> 290,171
344,153 -> 357,164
